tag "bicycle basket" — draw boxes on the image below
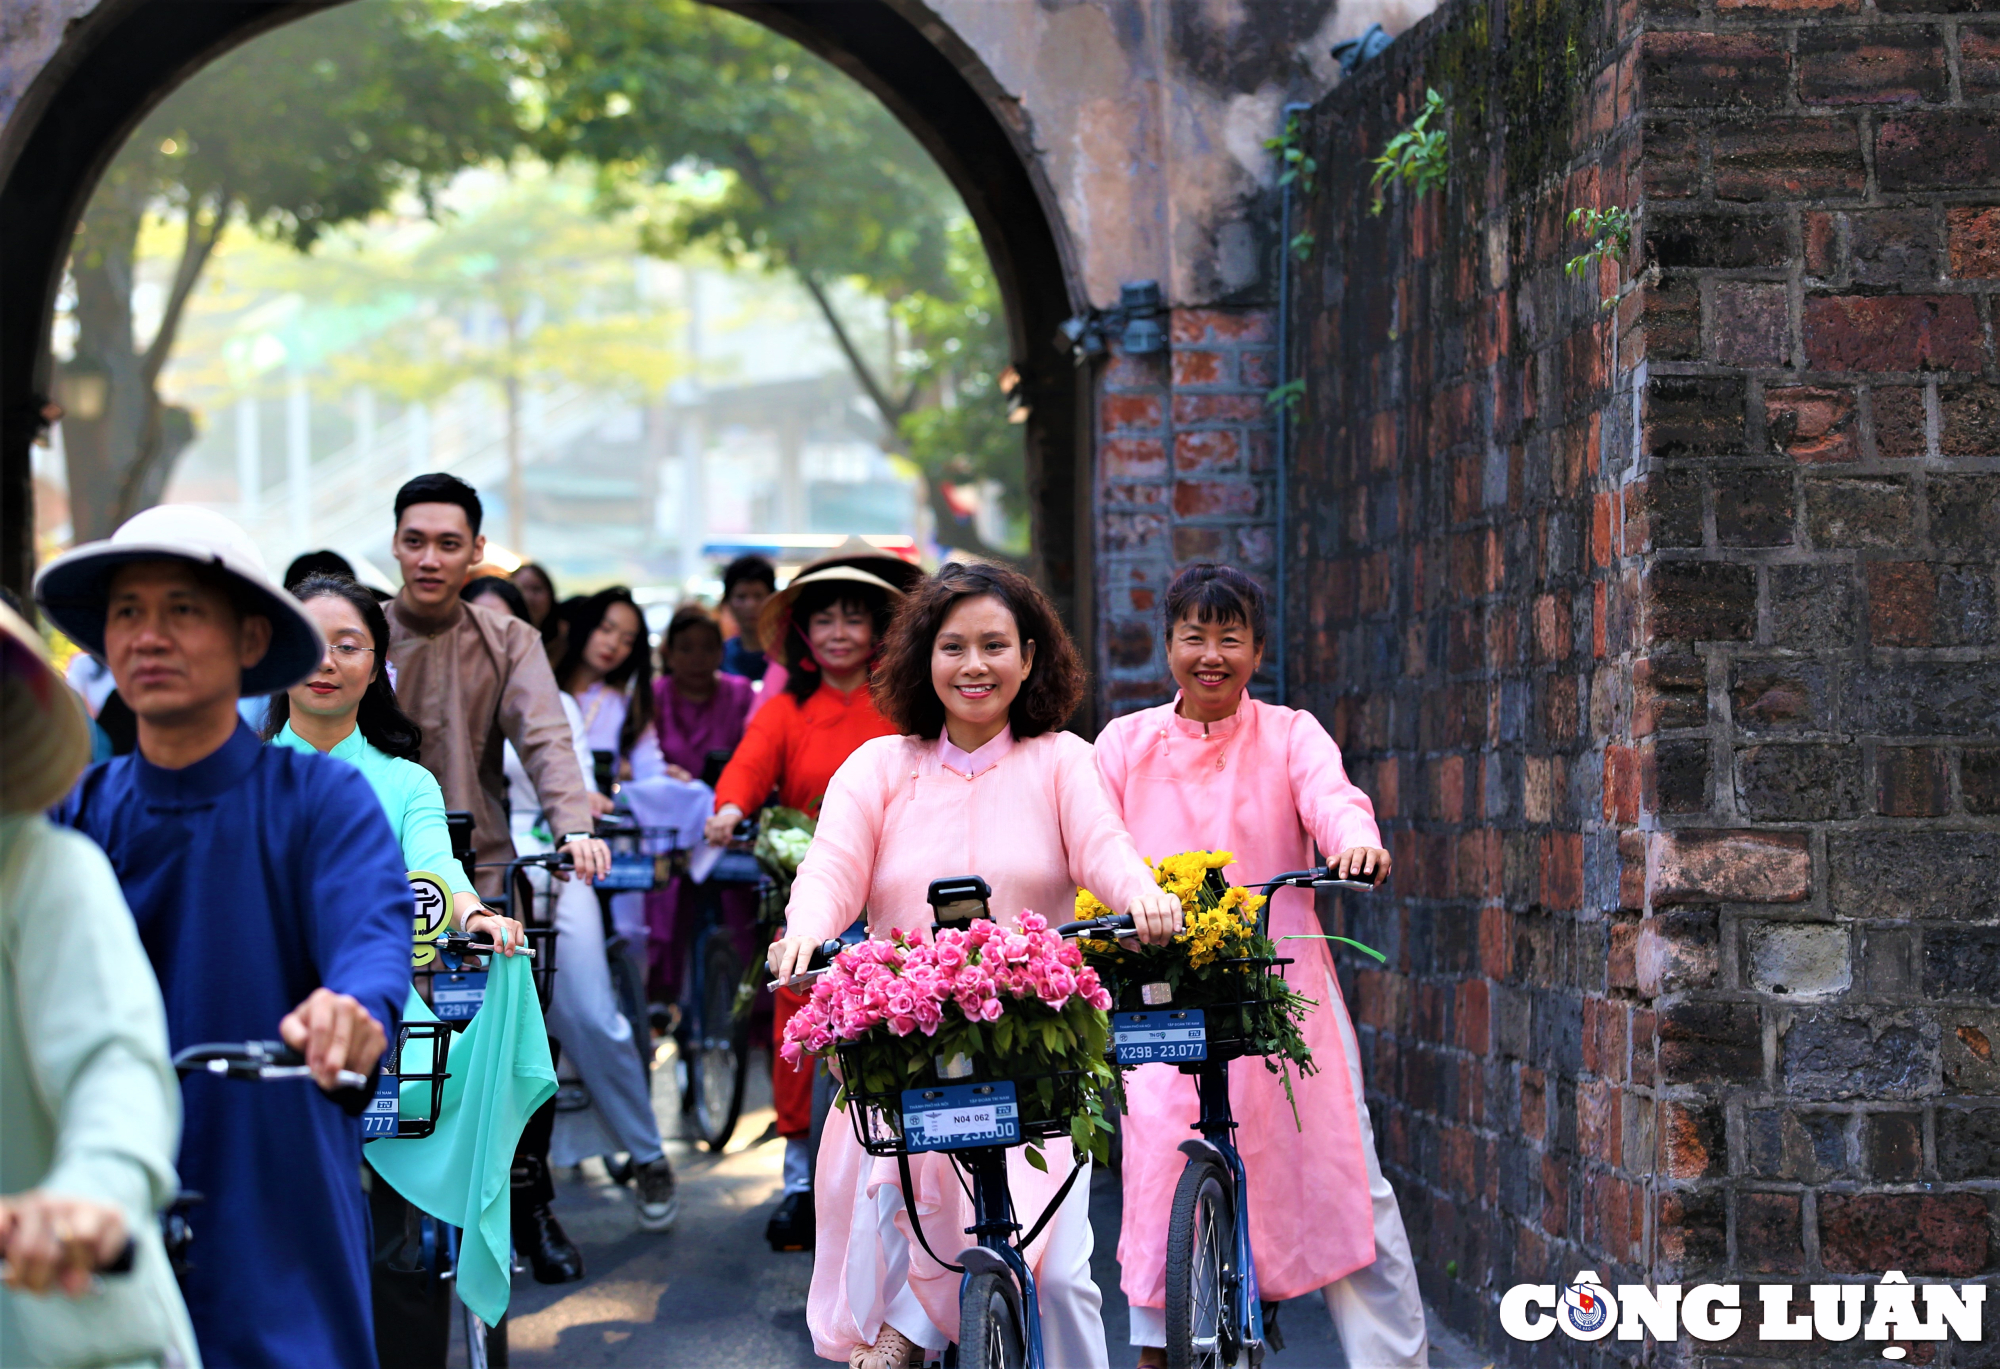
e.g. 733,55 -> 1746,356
1104,955 -> 1295,1065
835,1040 -> 1090,1158
366,1021 -> 452,1142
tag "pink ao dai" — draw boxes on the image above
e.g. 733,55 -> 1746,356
1094,695 -> 1382,1310
784,727 -> 1158,1360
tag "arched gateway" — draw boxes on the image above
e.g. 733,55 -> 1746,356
0,0 -> 1091,637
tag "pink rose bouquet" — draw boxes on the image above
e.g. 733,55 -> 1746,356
782,913 -> 1120,1163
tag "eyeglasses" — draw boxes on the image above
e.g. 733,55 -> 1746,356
325,643 -> 377,662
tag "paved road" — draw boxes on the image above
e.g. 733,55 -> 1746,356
461,1046 -> 1489,1368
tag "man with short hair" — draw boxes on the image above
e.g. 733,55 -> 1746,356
720,553 -> 776,681
38,505 -> 412,1368
381,473 -> 675,1275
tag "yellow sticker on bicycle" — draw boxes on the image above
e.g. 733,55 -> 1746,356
408,870 -> 451,968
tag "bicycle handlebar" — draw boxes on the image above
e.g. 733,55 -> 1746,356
429,930 -> 536,960
171,1040 -> 368,1092
1056,914 -> 1138,940
765,937 -> 847,992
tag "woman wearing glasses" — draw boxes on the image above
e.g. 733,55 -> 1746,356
263,574 -> 520,952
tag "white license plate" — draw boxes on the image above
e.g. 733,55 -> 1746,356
1113,1009 -> 1208,1064
900,1081 -> 1021,1151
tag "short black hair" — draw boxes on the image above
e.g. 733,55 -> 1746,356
1163,563 -> 1268,646
284,549 -> 355,590
665,604 -> 724,649
723,554 -> 777,596
394,473 -> 483,535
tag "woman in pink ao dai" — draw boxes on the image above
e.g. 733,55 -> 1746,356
1096,564 -> 1428,1369
768,562 -> 1182,1369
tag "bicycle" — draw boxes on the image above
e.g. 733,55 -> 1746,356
1069,866 -> 1378,1369
784,878 -> 1106,1369
675,817 -> 767,1153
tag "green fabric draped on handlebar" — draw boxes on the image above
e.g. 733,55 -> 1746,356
365,954 -> 556,1326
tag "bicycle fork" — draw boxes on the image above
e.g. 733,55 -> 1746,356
1181,1064 -> 1267,1364
957,1146 -> 1048,1369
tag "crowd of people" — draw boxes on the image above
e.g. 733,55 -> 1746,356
0,467 -> 1429,1369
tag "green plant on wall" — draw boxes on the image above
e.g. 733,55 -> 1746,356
1265,114 -> 1318,261
1564,204 -> 1632,309
1368,87 -> 1449,216
1265,377 -> 1306,414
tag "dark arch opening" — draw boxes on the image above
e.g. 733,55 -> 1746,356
0,0 -> 1090,647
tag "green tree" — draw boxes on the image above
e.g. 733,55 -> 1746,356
59,0 -> 516,540
491,0 -> 1025,558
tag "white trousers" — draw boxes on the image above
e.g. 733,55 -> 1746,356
1129,985 -> 1426,1368
877,1158 -> 1108,1369
543,875 -> 665,1164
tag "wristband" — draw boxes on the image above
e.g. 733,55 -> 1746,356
558,832 -> 594,846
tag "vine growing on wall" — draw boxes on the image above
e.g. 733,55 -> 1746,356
1265,113 -> 1318,261
1368,87 -> 1450,215
1564,204 -> 1633,310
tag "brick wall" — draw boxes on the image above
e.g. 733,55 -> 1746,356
1289,0 -> 1999,1359
1096,308 -> 1279,715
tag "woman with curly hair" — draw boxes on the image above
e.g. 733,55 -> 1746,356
767,561 -> 1180,1369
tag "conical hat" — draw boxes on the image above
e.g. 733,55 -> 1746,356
0,603 -> 92,813
757,537 -> 924,667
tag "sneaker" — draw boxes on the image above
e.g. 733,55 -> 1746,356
635,1157 -> 679,1231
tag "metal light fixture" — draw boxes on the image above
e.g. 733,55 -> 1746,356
59,365 -> 109,422
998,365 -> 1032,424
1055,280 -> 1166,364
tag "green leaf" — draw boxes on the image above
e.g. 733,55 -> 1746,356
1023,1145 -> 1049,1173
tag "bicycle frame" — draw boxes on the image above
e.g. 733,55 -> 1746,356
954,1145 -> 1050,1369
1179,1062 -> 1266,1362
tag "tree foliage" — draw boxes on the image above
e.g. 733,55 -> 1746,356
60,0 -> 517,540
485,0 -> 1024,558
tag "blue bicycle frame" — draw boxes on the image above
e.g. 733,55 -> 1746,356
1179,1064 -> 1267,1362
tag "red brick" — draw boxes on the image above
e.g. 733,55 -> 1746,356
1719,0 -> 1857,12
1620,830 -> 1648,910
1101,393 -> 1163,432
1455,980 -> 1490,1053
1820,1193 -> 1991,1275
1766,386 -> 1859,463
1102,481 -> 1165,508
1877,112 -> 2000,192
1650,830 -> 1811,904
1173,429 -> 1242,474
1102,436 -> 1166,477
1541,832 -> 1584,911
1868,561 -> 1937,646
1878,746 -> 1952,817
1609,920 -> 1639,986
1871,386 -> 1929,459
1240,351 -> 1275,387
1804,211 -> 1838,275
1101,512 -> 1166,552
1170,392 -> 1265,425
1964,24 -> 2000,99
1947,207 -> 2000,279
1171,350 -> 1228,387
1803,295 -> 1984,373
1578,1081 -> 1622,1166
1605,744 -> 1641,824
1171,480 -> 1259,518
1798,28 -> 1947,105
1740,1192 -> 1805,1274
1711,283 -> 1789,367
1643,32 -> 1790,108
1714,118 -> 1866,201
1663,1101 -> 1725,1178
1168,308 -> 1271,345
1171,526 -> 1228,561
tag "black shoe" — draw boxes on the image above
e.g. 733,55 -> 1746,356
514,1202 -> 584,1284
765,1190 -> 814,1252
635,1157 -> 679,1232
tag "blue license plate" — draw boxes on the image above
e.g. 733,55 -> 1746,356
600,854 -> 658,890
900,1081 -> 1020,1152
433,971 -> 488,1022
362,1075 -> 400,1137
1113,1009 -> 1208,1064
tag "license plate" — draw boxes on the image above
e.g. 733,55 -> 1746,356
362,1075 -> 400,1137
900,1081 -> 1020,1152
600,854 -> 659,890
433,971 -> 488,1022
1113,1009 -> 1208,1064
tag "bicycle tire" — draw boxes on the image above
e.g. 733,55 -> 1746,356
606,937 -> 652,1081
956,1268 -> 1027,1369
689,928 -> 749,1151
1165,1160 -> 1237,1369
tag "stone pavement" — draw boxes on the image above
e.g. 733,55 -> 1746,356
457,1046 -> 1490,1368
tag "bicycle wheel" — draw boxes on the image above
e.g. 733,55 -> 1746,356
1165,1160 -> 1236,1369
688,928 -> 749,1151
606,936 -> 653,1081
956,1269 -> 1027,1369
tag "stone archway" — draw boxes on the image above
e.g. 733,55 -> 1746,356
0,0 -> 1089,638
